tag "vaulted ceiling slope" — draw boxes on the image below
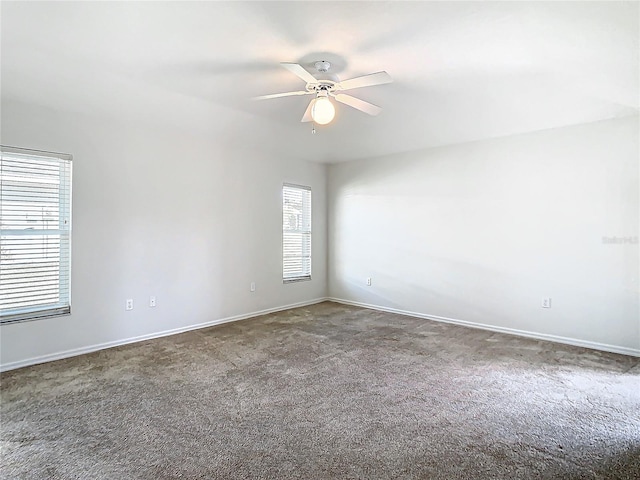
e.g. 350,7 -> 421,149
1,1 -> 638,163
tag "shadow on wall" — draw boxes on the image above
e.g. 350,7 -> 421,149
328,117 -> 640,350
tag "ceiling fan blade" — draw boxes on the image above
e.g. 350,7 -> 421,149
334,94 -> 382,116
253,90 -> 312,100
337,71 -> 392,91
301,98 -> 317,122
281,62 -> 319,85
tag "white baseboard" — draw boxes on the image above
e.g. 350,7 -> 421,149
328,297 -> 640,358
4,296 -> 637,372
0,297 -> 329,372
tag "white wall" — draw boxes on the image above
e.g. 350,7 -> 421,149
0,99 -> 327,369
2,101 -> 638,368
328,116 -> 640,354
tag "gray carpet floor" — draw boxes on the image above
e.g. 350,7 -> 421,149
1,301 -> 639,479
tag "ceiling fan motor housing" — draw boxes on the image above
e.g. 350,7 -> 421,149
254,62 -> 392,122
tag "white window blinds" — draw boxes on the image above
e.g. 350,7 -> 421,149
283,184 -> 311,282
0,147 -> 72,324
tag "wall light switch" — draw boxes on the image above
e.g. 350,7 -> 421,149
149,296 -> 156,307
250,282 -> 256,292
126,299 -> 134,311
542,297 -> 552,308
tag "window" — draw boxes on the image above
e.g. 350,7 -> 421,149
283,184 -> 311,282
0,146 -> 72,324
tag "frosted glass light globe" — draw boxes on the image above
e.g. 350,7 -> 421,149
311,97 -> 335,125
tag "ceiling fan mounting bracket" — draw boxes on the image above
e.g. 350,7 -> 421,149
314,61 -> 331,73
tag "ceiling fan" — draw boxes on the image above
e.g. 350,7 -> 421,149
253,61 -> 392,125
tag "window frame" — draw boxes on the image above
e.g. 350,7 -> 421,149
0,145 -> 73,325
282,183 -> 312,283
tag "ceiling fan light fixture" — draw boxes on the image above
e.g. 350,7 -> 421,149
311,96 -> 335,125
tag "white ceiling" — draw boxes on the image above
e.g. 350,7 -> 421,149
1,1 -> 638,163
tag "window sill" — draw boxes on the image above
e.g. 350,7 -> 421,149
283,277 -> 312,284
1,308 -> 71,326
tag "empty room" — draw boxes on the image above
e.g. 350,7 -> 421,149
1,1 -> 638,479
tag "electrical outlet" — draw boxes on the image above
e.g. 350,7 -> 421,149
149,296 -> 156,307
366,277 -> 372,286
125,299 -> 134,311
250,282 -> 256,292
542,297 -> 552,308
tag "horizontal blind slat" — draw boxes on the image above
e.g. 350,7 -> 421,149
282,185 -> 311,280
1,148 -> 72,322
